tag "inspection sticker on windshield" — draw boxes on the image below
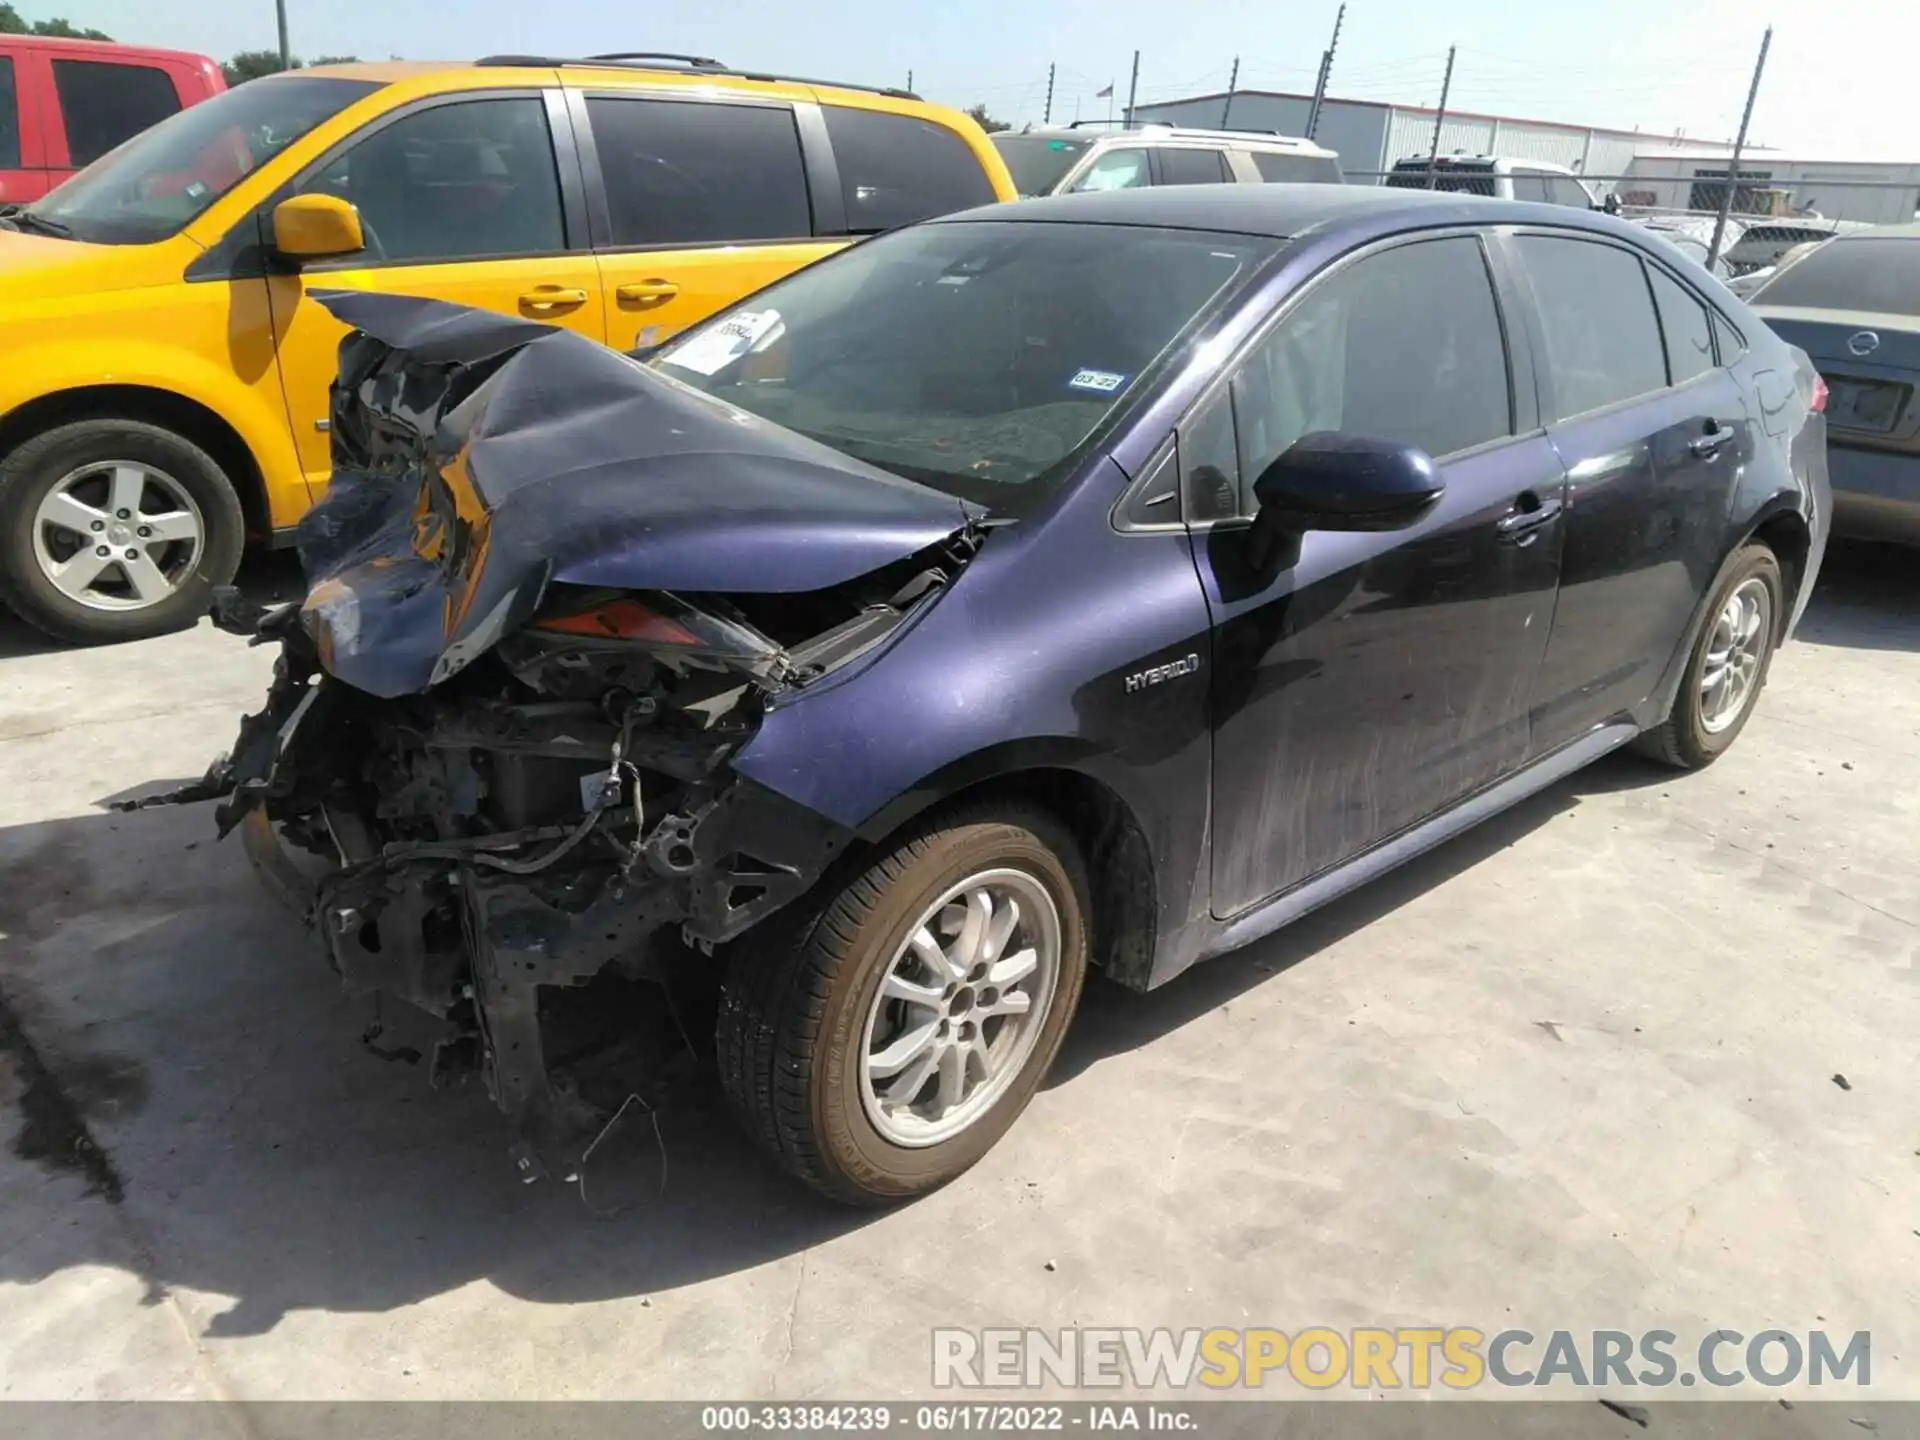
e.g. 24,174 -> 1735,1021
662,310 -> 784,377
1068,368 -> 1128,394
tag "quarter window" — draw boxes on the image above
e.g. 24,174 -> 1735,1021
1226,235 -> 1512,507
1155,148 -> 1228,185
53,60 -> 182,168
0,58 -> 19,169
1514,235 -> 1667,419
296,97 -> 565,264
820,105 -> 997,232
1069,147 -> 1149,192
1648,266 -> 1717,386
586,97 -> 810,246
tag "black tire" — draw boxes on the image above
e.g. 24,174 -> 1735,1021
1634,542 -> 1784,769
0,419 -> 246,645
716,804 -> 1090,1205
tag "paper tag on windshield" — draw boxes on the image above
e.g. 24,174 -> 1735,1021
662,310 -> 784,377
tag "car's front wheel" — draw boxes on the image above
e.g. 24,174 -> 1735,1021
717,805 -> 1089,1204
0,419 -> 246,645
1636,541 -> 1784,768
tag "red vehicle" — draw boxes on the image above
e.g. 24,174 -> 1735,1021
0,34 -> 224,205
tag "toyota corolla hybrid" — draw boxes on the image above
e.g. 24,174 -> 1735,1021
161,186 -> 1828,1203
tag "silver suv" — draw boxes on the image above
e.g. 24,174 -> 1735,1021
991,123 -> 1342,198
1386,154 -> 1596,207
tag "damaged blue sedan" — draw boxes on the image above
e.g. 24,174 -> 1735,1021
171,187 -> 1829,1203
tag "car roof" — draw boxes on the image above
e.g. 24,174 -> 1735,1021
938,183 -> 1625,241
1832,222 -> 1920,241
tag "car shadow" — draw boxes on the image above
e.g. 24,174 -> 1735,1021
1794,538 -> 1920,653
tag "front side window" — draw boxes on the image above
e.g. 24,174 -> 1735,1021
1228,235 -> 1512,507
586,97 -> 810,247
0,57 -> 20,170
1648,266 -> 1716,386
820,105 -> 997,233
26,75 -> 381,245
295,97 -> 563,264
53,60 -> 182,168
1547,175 -> 1592,208
1514,234 -> 1667,419
1155,148 -> 1228,185
651,220 -> 1273,511
1510,171 -> 1552,203
1250,150 -> 1342,184
1069,147 -> 1149,192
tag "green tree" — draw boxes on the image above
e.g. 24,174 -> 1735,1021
965,103 -> 1011,134
0,5 -> 113,39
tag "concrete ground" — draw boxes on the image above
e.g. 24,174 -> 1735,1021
0,542 -> 1916,1411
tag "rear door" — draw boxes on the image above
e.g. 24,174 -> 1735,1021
1509,231 -> 1753,751
573,89 -> 838,352
0,49 -> 50,203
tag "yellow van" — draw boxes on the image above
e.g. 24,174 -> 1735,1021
0,55 -> 1015,642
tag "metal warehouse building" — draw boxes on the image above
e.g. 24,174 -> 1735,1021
1129,88 -> 1732,182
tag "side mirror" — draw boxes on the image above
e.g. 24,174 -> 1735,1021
1252,431 -> 1444,534
272,194 -> 365,260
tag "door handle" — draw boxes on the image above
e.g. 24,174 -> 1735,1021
1689,423 -> 1735,458
1495,492 -> 1563,544
617,280 -> 681,305
518,285 -> 588,312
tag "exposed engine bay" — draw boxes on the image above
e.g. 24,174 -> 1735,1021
146,292 -> 986,1176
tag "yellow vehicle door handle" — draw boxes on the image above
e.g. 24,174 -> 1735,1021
616,280 -> 681,305
519,286 -> 589,312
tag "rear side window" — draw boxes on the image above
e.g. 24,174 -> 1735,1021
1647,266 -> 1716,386
1515,235 -> 1667,419
0,57 -> 19,169
1228,235 -> 1511,500
820,105 -> 996,232
1156,148 -> 1228,185
587,97 -> 811,246
53,60 -> 182,167
1510,171 -> 1553,203
1249,150 -> 1342,184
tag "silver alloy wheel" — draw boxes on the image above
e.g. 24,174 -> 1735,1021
1699,576 -> 1772,734
858,867 -> 1062,1148
30,461 -> 205,612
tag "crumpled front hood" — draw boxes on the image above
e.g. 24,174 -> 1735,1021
296,292 -> 979,699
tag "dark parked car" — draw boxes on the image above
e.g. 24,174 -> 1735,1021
1751,223 -> 1920,547
172,186 -> 1829,1204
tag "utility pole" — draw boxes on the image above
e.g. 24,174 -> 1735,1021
1425,45 -> 1456,187
906,69 -> 914,92
1044,62 -> 1055,125
1708,26 -> 1772,269
275,0 -> 290,69
1307,2 -> 1345,139
1221,56 -> 1239,130
1125,49 -> 1140,125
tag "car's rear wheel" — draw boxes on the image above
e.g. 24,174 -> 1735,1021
716,805 -> 1089,1204
1635,542 -> 1783,769
0,419 -> 246,644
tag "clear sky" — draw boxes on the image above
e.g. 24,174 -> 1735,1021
50,0 -> 1920,157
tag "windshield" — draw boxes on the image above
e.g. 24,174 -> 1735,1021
1751,237 -> 1920,317
990,135 -> 1093,197
650,220 -> 1274,511
25,76 -> 382,245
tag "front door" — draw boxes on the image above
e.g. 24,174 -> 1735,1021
571,92 -> 840,352
1505,232 -> 1753,751
1189,233 -> 1566,916
265,92 -> 605,489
